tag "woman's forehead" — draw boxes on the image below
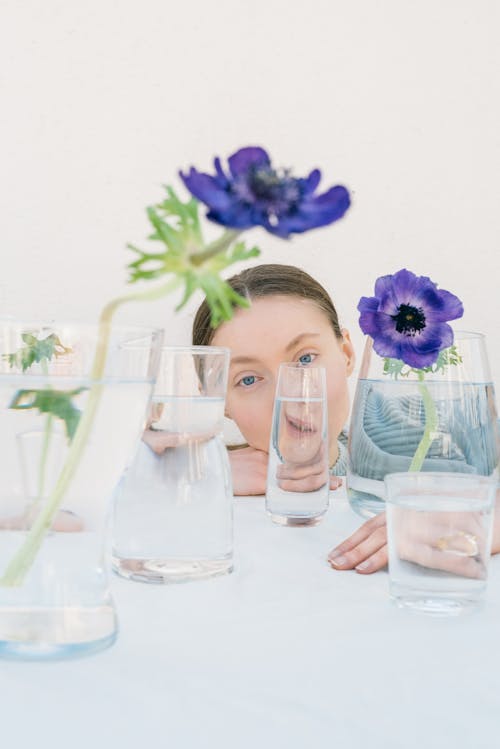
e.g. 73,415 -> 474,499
212,296 -> 332,355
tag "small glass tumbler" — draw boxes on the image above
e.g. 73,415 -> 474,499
385,471 -> 497,616
112,346 -> 233,583
266,363 -> 329,526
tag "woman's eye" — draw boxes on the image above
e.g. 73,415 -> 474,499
239,375 -> 256,387
298,353 -> 315,365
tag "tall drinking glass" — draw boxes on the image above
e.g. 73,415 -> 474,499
266,363 -> 329,526
112,346 -> 233,582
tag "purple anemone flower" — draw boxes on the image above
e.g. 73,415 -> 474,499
358,269 -> 464,368
180,146 -> 350,238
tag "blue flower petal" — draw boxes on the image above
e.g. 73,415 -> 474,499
179,169 -> 233,212
399,341 -> 440,368
181,147 -> 350,237
302,169 -> 321,194
207,205 -> 259,230
418,288 -> 464,323
390,269 -> 422,302
372,333 -> 404,360
213,158 -> 230,188
357,296 -> 380,314
412,323 -> 454,353
228,147 -> 270,178
360,268 -> 464,369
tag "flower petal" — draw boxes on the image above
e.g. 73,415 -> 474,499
357,296 -> 380,314
418,287 -> 464,323
213,157 -> 230,188
179,169 -> 232,212
399,341 -> 440,368
206,205 -> 259,230
372,333 -> 404,360
303,169 -> 321,194
375,269 -> 422,314
228,147 -> 270,178
276,186 -> 350,234
358,311 -> 383,338
411,323 -> 454,353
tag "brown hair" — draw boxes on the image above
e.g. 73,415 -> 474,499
192,263 -> 343,345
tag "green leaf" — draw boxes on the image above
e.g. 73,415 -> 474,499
4,333 -> 72,372
146,206 -> 184,254
127,185 -> 261,325
9,388 -> 86,441
382,344 -> 463,380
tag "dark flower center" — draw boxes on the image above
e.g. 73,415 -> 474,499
391,304 -> 426,336
235,167 -> 303,222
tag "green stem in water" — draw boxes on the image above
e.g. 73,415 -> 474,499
409,371 -> 438,472
36,360 -> 52,502
36,413 -> 53,501
0,276 -> 181,587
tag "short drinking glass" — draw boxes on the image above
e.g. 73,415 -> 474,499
266,363 -> 329,526
385,471 -> 497,615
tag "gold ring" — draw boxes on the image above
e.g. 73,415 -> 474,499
435,531 -> 479,558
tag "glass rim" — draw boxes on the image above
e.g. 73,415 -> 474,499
452,330 -> 486,340
384,471 -> 498,485
362,330 -> 486,343
278,361 -> 327,371
158,345 -> 230,356
0,318 -> 162,334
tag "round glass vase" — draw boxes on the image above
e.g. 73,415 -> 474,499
0,321 -> 161,659
347,331 -> 499,518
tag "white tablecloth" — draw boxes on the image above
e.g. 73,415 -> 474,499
2,490 -> 500,749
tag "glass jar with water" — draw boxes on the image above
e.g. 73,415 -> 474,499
347,331 -> 499,518
0,321 -> 160,658
112,346 -> 233,582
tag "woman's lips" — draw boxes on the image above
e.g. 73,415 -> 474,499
285,414 -> 316,434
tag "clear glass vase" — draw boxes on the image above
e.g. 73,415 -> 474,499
347,331 -> 499,518
0,321 -> 161,658
112,345 -> 233,583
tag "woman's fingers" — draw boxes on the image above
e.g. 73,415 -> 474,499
276,456 -> 325,480
328,520 -> 388,572
329,476 -> 343,491
400,540 -> 485,579
329,512 -> 386,555
354,544 -> 388,574
142,428 -> 214,454
278,471 -> 327,493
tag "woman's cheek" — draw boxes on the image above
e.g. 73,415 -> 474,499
236,391 -> 275,450
327,379 -> 350,436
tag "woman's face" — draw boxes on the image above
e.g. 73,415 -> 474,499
211,295 -> 355,463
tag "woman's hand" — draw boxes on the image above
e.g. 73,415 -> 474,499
229,446 -> 343,496
328,512 -> 388,574
229,446 -> 268,495
329,489 -> 500,576
276,442 -> 330,493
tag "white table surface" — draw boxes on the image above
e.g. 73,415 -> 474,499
2,489 -> 500,749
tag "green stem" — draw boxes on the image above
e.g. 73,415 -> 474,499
37,413 -> 53,501
188,229 -> 240,266
409,371 -> 438,472
36,359 -> 52,502
1,276 -> 181,586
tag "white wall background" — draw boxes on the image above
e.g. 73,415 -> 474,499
2,0 -> 499,396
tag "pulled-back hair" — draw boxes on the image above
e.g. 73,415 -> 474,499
192,263 -> 343,346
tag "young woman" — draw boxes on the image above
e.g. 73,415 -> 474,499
191,262 -> 500,576
192,263 -> 353,496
